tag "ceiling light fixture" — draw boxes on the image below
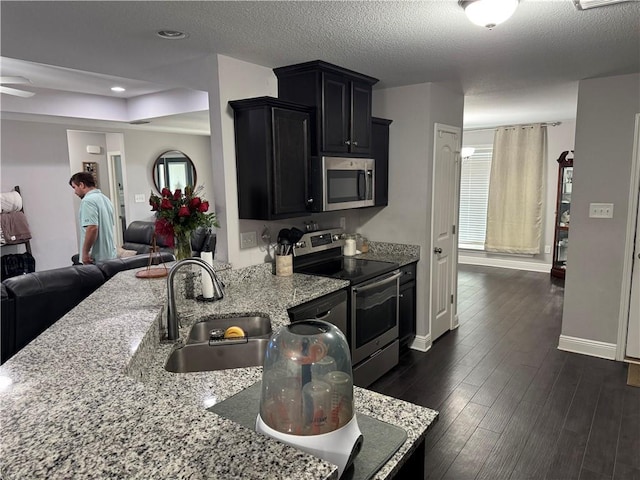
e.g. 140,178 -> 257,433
156,29 -> 188,40
460,0 -> 519,29
572,0 -> 629,9
111,86 -> 126,93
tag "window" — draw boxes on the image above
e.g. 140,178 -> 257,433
458,145 -> 492,250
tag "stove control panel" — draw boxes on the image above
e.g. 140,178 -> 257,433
294,228 -> 344,257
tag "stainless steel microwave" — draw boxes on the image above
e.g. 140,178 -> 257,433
309,156 -> 375,212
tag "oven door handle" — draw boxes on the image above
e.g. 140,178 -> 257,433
353,271 -> 402,294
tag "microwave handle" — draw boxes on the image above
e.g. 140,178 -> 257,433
358,170 -> 366,200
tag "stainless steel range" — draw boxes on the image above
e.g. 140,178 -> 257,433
292,229 -> 400,387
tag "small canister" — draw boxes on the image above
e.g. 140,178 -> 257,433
343,235 -> 356,256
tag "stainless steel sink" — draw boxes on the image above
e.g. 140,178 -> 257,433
164,315 -> 272,373
165,339 -> 270,373
186,316 -> 272,343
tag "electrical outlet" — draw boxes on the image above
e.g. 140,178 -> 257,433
340,217 -> 346,230
134,194 -> 145,203
544,245 -> 551,254
240,231 -> 257,249
589,203 -> 614,218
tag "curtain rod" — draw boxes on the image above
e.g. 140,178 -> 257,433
465,121 -> 562,133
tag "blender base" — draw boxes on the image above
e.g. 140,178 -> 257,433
256,414 -> 363,477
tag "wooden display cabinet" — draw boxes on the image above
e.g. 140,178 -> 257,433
551,151 -> 573,279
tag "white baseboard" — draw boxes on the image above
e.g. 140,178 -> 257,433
459,255 -> 551,273
558,334 -> 617,360
410,334 -> 431,352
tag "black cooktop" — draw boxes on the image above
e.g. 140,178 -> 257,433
295,256 -> 399,285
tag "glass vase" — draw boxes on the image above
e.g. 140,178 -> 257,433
174,229 -> 192,261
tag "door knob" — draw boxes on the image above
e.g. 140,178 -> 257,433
434,247 -> 443,254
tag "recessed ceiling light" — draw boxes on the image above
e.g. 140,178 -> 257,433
157,30 -> 188,40
572,0 -> 629,9
111,86 -> 126,93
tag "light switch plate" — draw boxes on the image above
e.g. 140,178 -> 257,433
134,194 -> 145,203
240,231 -> 257,249
589,203 -> 614,218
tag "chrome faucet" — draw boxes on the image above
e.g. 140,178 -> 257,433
166,257 -> 224,341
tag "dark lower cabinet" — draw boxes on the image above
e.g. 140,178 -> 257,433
399,262 -> 417,349
372,117 -> 392,207
229,97 -> 312,220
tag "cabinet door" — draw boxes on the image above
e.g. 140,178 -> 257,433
350,81 -> 373,154
399,280 -> 416,348
272,108 -> 310,216
321,72 -> 350,154
372,118 -> 391,206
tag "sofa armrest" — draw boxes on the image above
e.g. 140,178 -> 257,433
3,265 -> 106,354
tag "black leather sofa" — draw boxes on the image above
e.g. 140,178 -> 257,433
1,252 -> 175,364
121,221 -> 215,256
71,221 -> 215,265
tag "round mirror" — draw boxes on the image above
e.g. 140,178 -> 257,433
152,150 -> 197,193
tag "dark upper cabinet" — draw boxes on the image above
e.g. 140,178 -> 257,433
372,117 -> 392,207
229,97 -> 312,220
274,60 -> 378,156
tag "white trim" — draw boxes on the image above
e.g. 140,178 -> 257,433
459,254 -> 551,273
558,334 -> 617,360
410,334 -> 431,353
616,113 -> 640,361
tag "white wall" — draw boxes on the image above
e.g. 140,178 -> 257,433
363,81 -> 464,342
459,121 -> 576,271
0,120 -> 78,270
209,55 -> 278,267
562,72 -> 640,349
1,118 -> 212,270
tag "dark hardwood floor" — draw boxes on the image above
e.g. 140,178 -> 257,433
370,264 -> 640,480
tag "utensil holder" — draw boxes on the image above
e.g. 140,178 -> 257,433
275,254 -> 293,277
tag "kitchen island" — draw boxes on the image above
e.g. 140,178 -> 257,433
0,258 -> 436,479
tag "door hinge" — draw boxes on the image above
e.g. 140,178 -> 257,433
452,225 -> 456,235
451,294 -> 454,304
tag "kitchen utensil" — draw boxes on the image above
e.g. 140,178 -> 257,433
289,227 -> 305,245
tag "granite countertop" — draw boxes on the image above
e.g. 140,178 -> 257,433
354,240 -> 420,267
0,249 -> 435,480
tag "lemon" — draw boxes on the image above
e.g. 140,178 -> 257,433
224,326 -> 245,339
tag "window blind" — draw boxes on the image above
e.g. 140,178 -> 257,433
459,145 -> 493,250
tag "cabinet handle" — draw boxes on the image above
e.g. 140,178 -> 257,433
306,198 -> 314,205
352,141 -> 358,146
345,140 -> 351,146
434,247 -> 443,254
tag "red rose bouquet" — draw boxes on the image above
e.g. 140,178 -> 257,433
149,185 -> 219,258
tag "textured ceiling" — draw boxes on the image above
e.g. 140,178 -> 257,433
1,0 -> 638,129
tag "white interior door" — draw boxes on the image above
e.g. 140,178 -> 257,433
107,152 -> 127,247
625,115 -> 640,359
627,203 -> 640,358
431,124 -> 460,342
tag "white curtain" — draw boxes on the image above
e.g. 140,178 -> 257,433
485,124 -> 546,254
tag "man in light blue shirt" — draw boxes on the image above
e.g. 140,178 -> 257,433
69,172 -> 117,264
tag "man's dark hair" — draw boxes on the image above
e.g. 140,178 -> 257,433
69,172 -> 96,187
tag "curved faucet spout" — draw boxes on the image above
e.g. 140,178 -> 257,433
166,258 -> 224,341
